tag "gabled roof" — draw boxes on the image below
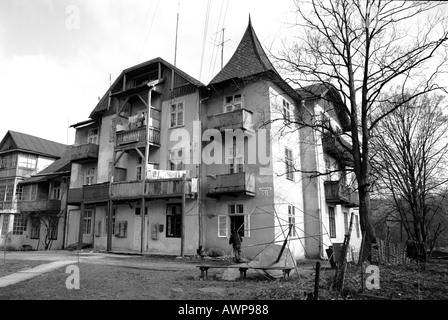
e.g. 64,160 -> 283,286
209,17 -> 280,85
19,149 -> 71,184
89,57 -> 205,119
0,131 -> 67,158
296,83 -> 351,132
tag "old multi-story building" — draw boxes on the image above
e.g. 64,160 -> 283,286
0,130 -> 68,250
65,19 -> 361,260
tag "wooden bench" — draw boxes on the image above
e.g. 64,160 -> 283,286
196,265 -> 294,280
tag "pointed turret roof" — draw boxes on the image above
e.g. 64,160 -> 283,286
209,18 -> 280,85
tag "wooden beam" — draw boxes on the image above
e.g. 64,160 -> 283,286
134,147 -> 145,160
114,150 -> 125,166
137,93 -> 148,108
117,97 -> 130,116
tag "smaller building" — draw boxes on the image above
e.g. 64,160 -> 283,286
0,130 -> 68,250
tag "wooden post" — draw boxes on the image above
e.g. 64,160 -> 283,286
181,173 -> 186,257
314,261 -> 321,300
333,212 -> 354,294
107,199 -> 113,252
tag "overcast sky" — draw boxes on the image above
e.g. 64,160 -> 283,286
0,0 -> 297,145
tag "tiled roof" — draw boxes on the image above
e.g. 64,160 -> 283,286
209,18 -> 280,85
5,131 -> 66,158
296,83 -> 332,100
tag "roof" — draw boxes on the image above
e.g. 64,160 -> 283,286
89,57 -> 205,119
296,83 -> 351,132
19,149 -> 71,184
0,131 -> 67,158
209,17 -> 280,85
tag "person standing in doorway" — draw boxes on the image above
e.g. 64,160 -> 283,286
229,230 -> 243,263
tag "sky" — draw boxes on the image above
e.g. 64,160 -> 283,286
0,0 -> 297,145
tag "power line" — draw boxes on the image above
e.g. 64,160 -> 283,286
199,0 -> 211,82
136,0 -> 161,63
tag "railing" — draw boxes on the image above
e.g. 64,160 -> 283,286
70,143 -> 99,162
207,108 -> 253,131
116,126 -> 160,146
0,201 -> 16,211
67,182 -> 110,205
110,179 -> 195,199
324,180 -> 359,207
322,134 -> 353,165
18,200 -> 61,212
206,172 -> 256,197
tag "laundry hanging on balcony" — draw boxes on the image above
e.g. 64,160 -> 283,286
146,169 -> 189,180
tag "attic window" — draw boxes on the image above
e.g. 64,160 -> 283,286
224,94 -> 243,113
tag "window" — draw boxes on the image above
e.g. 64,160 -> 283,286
18,153 -> 37,169
12,214 -> 27,235
218,204 -> 250,238
328,207 -> 336,238
166,204 -> 182,238
105,209 -> 116,235
0,154 -> 17,169
343,211 -> 349,235
17,184 -> 37,201
135,207 -> 148,216
52,181 -> 61,200
224,94 -> 243,113
285,148 -> 294,181
84,167 -> 96,185
170,102 -> 184,128
226,140 -> 244,174
283,99 -> 292,121
0,183 -> 15,201
355,214 -> 360,238
83,210 -> 93,235
87,128 -> 99,144
30,217 -> 40,239
288,205 -> 296,236
48,216 -> 58,240
1,214 -> 10,236
136,157 -> 143,180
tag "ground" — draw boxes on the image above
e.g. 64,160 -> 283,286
0,250 -> 447,300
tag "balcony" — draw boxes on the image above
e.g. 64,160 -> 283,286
18,200 -> 61,212
206,172 -> 256,198
67,182 -> 110,205
110,179 -> 196,200
0,201 -> 16,212
324,180 -> 359,207
322,134 -> 353,166
70,143 -> 99,163
115,126 -> 160,150
207,109 -> 253,132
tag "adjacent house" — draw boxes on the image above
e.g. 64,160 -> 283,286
64,19 -> 362,260
0,130 -> 67,250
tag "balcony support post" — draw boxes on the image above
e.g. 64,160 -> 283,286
77,202 -> 85,250
181,173 -> 186,257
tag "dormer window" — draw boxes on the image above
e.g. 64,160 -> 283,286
224,94 -> 243,113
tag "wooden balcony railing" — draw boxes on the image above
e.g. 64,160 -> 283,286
324,180 -> 359,207
206,172 -> 256,197
18,200 -> 62,212
116,126 -> 160,147
110,179 -> 195,200
70,143 -> 99,163
67,182 -> 110,205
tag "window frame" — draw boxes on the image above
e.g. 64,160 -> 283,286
83,209 -> 93,235
84,167 -> 96,186
285,147 -> 294,181
328,206 -> 336,238
12,214 -> 27,235
223,93 -> 243,113
355,214 -> 360,238
1,214 -> 10,236
87,128 -> 99,145
18,153 -> 37,170
282,99 -> 292,121
30,217 -> 40,239
169,101 -> 185,128
166,203 -> 182,238
226,140 -> 244,174
288,205 -> 296,237
343,211 -> 349,235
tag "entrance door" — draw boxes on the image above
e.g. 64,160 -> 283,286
133,216 -> 149,251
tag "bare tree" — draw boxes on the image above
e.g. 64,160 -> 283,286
371,93 -> 448,255
270,0 -> 448,260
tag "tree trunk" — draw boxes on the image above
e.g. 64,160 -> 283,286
358,186 -> 375,262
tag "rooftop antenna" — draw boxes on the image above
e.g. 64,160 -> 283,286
109,73 -> 112,86
174,1 -> 180,67
219,27 -> 230,69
